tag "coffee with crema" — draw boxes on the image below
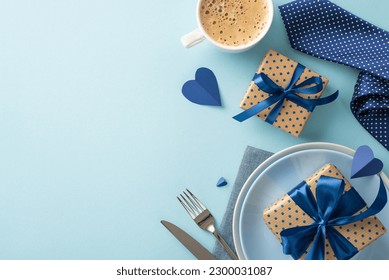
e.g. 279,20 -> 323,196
199,0 -> 270,47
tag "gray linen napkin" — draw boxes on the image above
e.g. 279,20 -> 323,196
212,146 -> 274,260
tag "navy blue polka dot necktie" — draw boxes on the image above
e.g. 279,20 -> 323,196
279,0 -> 389,150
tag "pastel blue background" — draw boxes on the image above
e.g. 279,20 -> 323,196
0,0 -> 388,260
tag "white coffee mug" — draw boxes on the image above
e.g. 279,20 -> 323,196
181,0 -> 274,53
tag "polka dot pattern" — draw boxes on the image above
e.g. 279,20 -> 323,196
263,164 -> 387,260
239,50 -> 328,137
279,0 -> 389,149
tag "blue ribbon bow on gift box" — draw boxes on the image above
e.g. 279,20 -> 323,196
233,63 -> 339,123
281,172 -> 387,260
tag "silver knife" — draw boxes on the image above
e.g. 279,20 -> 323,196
161,220 -> 217,260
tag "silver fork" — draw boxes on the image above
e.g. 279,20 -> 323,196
178,189 -> 238,260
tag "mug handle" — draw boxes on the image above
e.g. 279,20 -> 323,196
180,28 -> 205,48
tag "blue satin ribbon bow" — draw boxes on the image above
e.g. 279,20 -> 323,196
281,175 -> 387,260
233,63 -> 338,123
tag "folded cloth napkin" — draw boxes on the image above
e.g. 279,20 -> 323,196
212,146 -> 273,260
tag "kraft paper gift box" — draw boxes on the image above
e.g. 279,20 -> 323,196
263,163 -> 386,260
238,49 -> 333,137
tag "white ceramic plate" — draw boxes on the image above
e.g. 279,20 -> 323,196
232,142 -> 389,260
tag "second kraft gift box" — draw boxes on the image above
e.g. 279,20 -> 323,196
263,163 -> 386,260
234,49 -> 338,137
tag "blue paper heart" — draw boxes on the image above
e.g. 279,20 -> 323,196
182,67 -> 221,106
351,145 -> 383,179
216,177 -> 227,187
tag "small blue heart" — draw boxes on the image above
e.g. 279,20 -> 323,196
182,67 -> 221,106
216,177 -> 227,187
351,145 -> 383,179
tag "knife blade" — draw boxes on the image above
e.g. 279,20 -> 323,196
161,220 -> 217,260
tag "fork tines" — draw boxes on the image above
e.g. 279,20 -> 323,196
177,189 -> 206,219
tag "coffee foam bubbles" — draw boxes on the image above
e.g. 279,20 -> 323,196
199,0 -> 270,46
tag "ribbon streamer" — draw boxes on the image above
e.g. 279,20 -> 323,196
281,175 -> 387,260
233,64 -> 338,123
